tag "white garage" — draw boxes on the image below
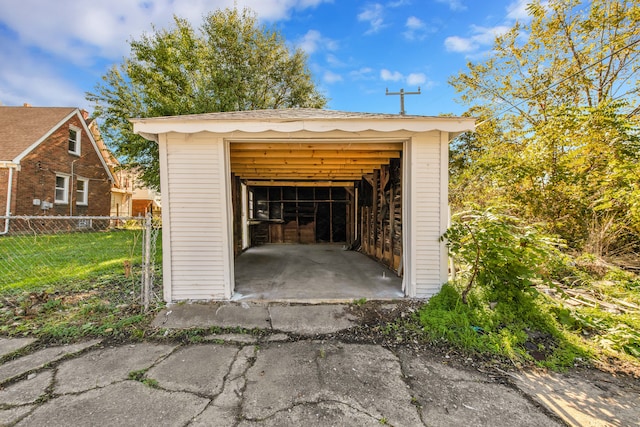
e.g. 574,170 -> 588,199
132,109 -> 474,302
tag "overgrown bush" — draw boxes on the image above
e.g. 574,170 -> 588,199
443,208 -> 562,303
417,208 -> 640,369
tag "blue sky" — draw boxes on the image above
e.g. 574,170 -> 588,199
0,0 -> 530,116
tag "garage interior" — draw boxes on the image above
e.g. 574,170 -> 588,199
229,141 -> 406,300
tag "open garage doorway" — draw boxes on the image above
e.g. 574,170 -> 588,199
229,141 -> 406,301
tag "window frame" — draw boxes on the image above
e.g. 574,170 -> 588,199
76,177 -> 89,206
68,125 -> 81,155
55,174 -> 70,204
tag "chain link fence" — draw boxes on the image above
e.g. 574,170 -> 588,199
0,215 -> 162,311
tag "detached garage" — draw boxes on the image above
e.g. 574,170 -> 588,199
132,109 -> 474,302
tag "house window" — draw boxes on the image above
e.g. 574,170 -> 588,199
77,178 -> 89,205
55,175 -> 69,204
69,126 -> 81,155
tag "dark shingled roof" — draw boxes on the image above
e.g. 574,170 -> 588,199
0,106 -> 76,160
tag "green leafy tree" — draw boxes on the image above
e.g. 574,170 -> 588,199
449,0 -> 640,254
88,7 -> 327,189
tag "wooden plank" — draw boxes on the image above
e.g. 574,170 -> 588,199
245,180 -> 354,187
232,164 -> 376,172
230,150 -> 401,159
230,142 -> 404,151
231,157 -> 393,166
372,170 -> 379,249
232,168 -> 375,176
236,173 -> 363,179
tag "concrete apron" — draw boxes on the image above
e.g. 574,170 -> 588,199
232,244 -> 404,303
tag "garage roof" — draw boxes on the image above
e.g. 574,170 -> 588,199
132,108 -> 475,182
131,108 -> 475,139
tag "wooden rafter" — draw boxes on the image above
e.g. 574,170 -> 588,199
237,172 -> 363,179
231,158 -> 390,166
228,141 -> 402,182
245,180 -> 354,187
232,165 -> 376,172
231,142 -> 403,151
230,150 -> 401,159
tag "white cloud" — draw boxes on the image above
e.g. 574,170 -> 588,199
0,36 -> 86,107
444,25 -> 511,53
380,69 -> 403,82
506,0 -> 534,21
323,70 -> 343,84
403,16 -> 432,40
444,36 -> 476,53
406,16 -> 425,30
379,69 -> 430,87
0,0 -> 332,107
471,25 -> 511,44
298,30 -> 322,53
326,54 -> 345,67
349,67 -> 374,80
435,0 -> 467,11
358,3 -> 386,34
0,0 -> 331,65
297,30 -> 338,54
407,73 -> 426,86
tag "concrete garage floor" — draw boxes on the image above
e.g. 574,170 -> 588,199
232,244 -> 404,302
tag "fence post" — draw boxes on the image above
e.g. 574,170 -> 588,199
142,214 -> 152,311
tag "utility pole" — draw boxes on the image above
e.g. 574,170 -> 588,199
386,87 -> 421,115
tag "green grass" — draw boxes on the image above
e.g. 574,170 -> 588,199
417,280 -> 639,371
0,229 -> 163,341
0,230 -> 157,293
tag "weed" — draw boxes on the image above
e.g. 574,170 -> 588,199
353,297 -> 367,306
142,378 -> 160,388
418,283 -> 591,368
128,369 -> 147,381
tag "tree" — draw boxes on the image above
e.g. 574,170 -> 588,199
88,7 -> 327,189
449,0 -> 640,254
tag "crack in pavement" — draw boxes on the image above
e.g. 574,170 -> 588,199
394,350 -> 428,427
266,306 -> 274,330
241,398 -> 384,424
188,345 -> 258,426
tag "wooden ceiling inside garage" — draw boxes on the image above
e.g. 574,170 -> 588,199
229,142 -> 402,181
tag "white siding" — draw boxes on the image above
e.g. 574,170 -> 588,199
409,132 -> 447,298
162,133 -> 231,300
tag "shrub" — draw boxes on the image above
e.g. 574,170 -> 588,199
443,208 -> 563,303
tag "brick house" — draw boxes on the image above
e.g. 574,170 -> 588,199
0,106 -> 114,226
87,118 -> 134,217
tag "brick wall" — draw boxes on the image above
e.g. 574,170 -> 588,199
12,114 -> 111,216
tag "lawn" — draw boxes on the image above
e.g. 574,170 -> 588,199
0,229 -> 157,293
0,229 -> 162,340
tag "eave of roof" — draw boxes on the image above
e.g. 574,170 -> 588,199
131,108 -> 476,141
